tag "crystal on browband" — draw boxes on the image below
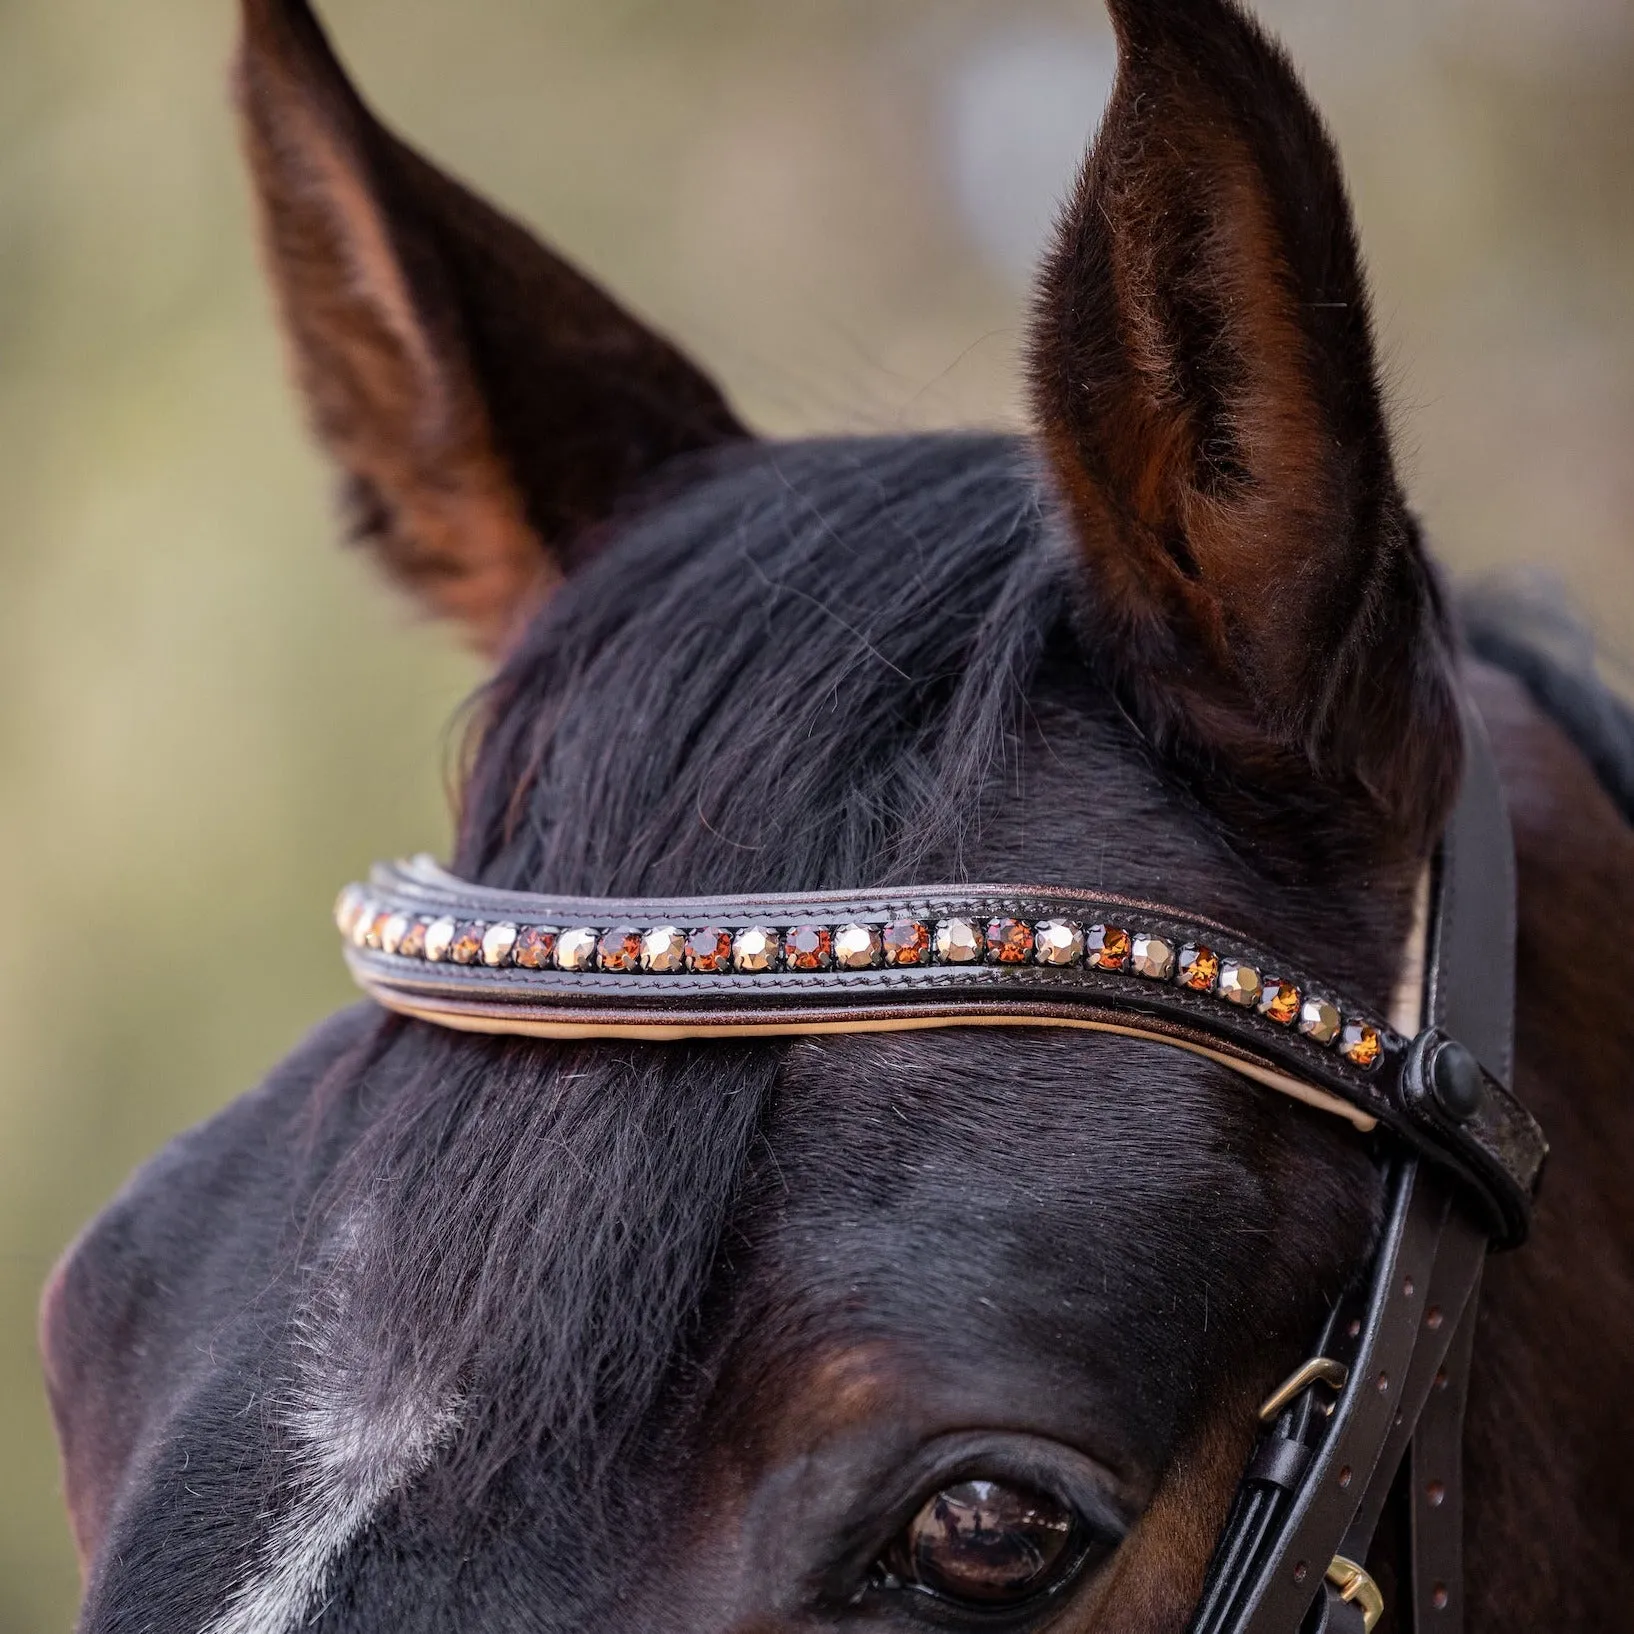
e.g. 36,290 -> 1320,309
335,864 -> 1390,1071
333,855 -> 1547,1250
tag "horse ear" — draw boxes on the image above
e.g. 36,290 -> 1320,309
1030,0 -> 1459,848
235,0 -> 748,655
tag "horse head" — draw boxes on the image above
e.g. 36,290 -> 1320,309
41,1 -> 1634,1630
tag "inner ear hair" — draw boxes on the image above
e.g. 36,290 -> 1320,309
236,0 -> 748,655
1030,0 -> 1460,853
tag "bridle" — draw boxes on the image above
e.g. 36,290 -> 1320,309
333,697 -> 1544,1633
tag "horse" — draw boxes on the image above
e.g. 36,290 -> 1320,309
39,0 -> 1634,1629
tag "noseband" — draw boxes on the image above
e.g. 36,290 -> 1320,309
335,700 -> 1544,1633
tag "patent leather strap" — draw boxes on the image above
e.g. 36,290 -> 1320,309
1188,702 -> 1525,1633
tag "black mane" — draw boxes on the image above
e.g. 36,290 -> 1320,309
323,434 -> 1074,1527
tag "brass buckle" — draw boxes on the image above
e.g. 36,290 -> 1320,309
1256,1356 -> 1349,1423
1326,1556 -> 1384,1632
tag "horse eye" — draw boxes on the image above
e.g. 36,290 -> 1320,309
880,1478 -> 1088,1610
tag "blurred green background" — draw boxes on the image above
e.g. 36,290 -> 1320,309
1,0 -> 1629,1625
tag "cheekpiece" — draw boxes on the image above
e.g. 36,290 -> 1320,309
336,855 -> 1544,1244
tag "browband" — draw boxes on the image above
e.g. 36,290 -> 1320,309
337,852 -> 1543,1248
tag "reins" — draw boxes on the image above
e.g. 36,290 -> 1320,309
333,695 -> 1543,1632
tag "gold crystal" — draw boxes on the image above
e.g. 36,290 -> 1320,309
380,913 -> 411,957
1034,920 -> 1084,966
934,918 -> 983,963
422,917 -> 458,964
556,927 -> 599,971
1299,996 -> 1342,1046
833,923 -> 882,970
1218,962 -> 1262,1007
733,926 -> 780,972
1131,934 -> 1176,980
640,926 -> 687,973
334,885 -> 367,937
481,922 -> 518,967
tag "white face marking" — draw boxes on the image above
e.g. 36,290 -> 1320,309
203,1229 -> 460,1634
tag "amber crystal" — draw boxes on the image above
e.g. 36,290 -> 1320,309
481,922 -> 518,967
934,918 -> 983,963
1085,924 -> 1131,970
1339,1020 -> 1383,1070
598,926 -> 644,972
423,917 -> 458,964
882,920 -> 930,966
785,925 -> 834,970
733,926 -> 780,973
1034,920 -> 1084,966
449,922 -> 486,965
1176,943 -> 1219,992
1131,935 -> 1176,981
397,919 -> 429,960
640,926 -> 687,973
1299,996 -> 1343,1046
556,927 -> 599,971
1258,979 -> 1300,1025
1217,962 -> 1262,1007
833,923 -> 882,970
985,917 -> 1032,964
686,927 -> 734,973
512,925 -> 557,969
